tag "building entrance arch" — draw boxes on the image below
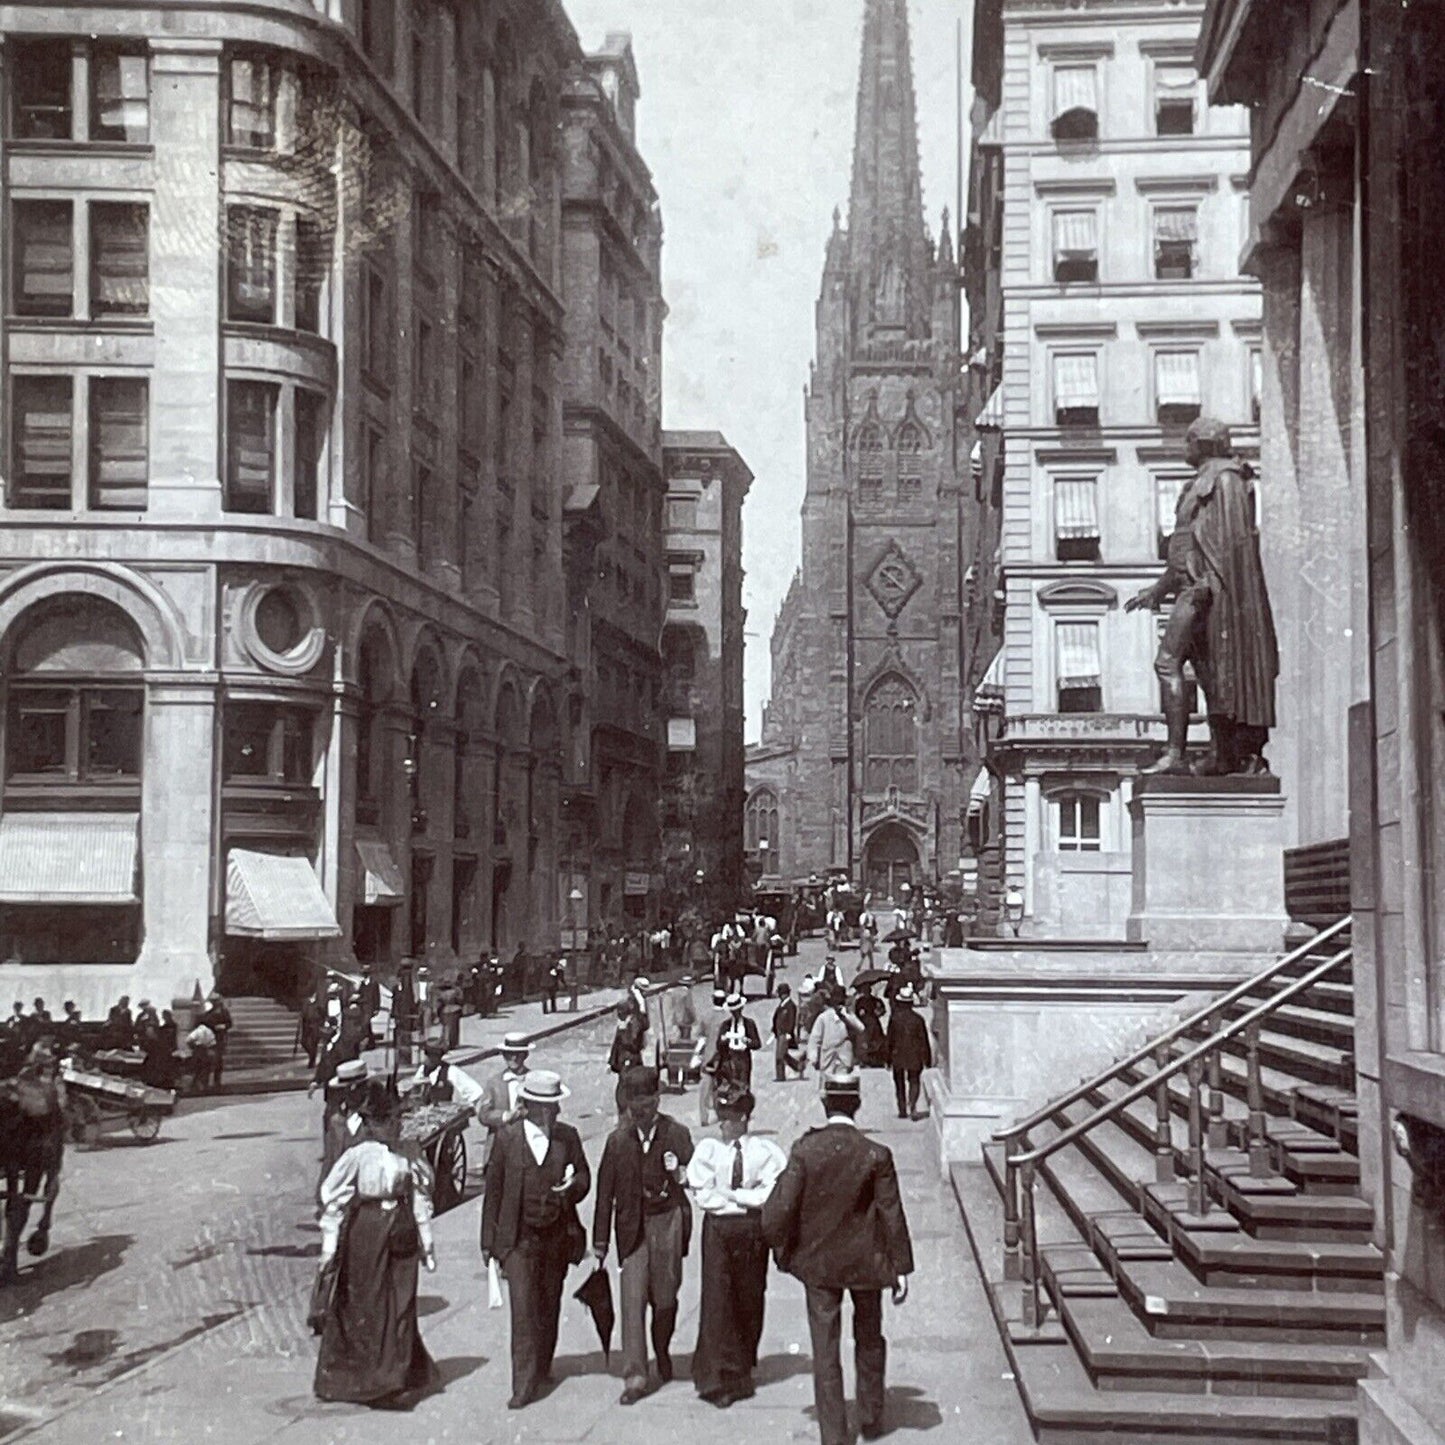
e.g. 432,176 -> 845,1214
863,825 -> 919,907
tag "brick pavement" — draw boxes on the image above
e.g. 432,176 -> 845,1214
8,944 -> 1032,1445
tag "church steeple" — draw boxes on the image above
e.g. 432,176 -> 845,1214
846,0 -> 932,341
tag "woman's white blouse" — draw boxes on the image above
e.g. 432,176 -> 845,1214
318,1140 -> 435,1257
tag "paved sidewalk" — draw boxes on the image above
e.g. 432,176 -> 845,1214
13,1035 -> 1033,1444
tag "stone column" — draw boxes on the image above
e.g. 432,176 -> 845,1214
323,680 -> 360,972
139,678 -> 218,994
149,41 -> 223,520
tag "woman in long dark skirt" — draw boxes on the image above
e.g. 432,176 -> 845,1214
852,983 -> 888,1068
314,1081 -> 438,1406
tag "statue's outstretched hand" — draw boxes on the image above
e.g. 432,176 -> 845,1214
1125,586 -> 1155,613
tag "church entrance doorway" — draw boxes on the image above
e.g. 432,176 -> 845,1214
864,825 -> 919,906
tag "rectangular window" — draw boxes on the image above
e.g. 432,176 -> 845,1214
360,0 -> 394,75
10,40 -> 72,140
413,462 -> 434,559
226,207 -> 278,323
414,316 -> 436,411
12,200 -> 73,317
363,265 -> 390,383
459,488 -> 476,591
294,389 -> 325,521
1156,474 -> 1186,560
410,19 -> 429,122
1154,206 -> 1199,280
1056,621 -> 1102,713
363,426 -> 385,543
1053,352 -> 1100,427
667,496 -> 699,531
6,686 -> 142,782
414,191 -> 442,280
224,703 -> 313,784
226,52 -> 276,149
1057,793 -> 1103,852
1051,64 -> 1098,141
295,218 -> 327,334
91,48 -> 150,144
1154,65 -> 1197,136
88,377 -> 148,510
1054,476 -> 1101,562
459,351 -> 482,454
225,380 -> 277,513
90,202 -> 149,317
10,375 -> 73,509
1052,209 -> 1098,284
668,567 -> 695,604
1155,350 -> 1202,427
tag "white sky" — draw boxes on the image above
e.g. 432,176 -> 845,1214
563,0 -> 971,743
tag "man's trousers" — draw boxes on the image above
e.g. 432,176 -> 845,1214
619,1208 -> 685,1390
502,1230 -> 570,1402
804,1284 -> 885,1445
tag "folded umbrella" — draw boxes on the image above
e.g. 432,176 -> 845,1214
573,1262 -> 615,1362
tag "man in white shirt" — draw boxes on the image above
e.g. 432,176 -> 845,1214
411,1038 -> 485,1111
477,1033 -> 532,1169
686,1083 -> 787,1407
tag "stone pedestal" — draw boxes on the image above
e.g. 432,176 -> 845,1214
1127,776 -> 1289,954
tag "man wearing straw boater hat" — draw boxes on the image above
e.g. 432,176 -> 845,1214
762,1072 -> 914,1445
477,1032 -> 532,1169
481,1068 -> 590,1410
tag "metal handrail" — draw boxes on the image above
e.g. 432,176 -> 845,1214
992,914 -> 1350,1145
1010,944 -> 1353,1170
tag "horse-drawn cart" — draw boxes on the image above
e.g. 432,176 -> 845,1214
60,1062 -> 175,1144
399,1101 -> 472,1212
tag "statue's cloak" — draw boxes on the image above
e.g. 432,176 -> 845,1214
1190,458 -> 1279,728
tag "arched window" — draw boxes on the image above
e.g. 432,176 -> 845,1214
896,421 -> 924,499
745,789 -> 779,855
863,677 -> 919,792
856,424 -> 884,496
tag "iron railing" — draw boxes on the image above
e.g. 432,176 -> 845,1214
992,918 -> 1353,1327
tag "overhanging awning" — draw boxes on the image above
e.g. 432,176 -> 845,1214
972,649 -> 1006,716
1054,354 -> 1099,409
967,769 -> 993,817
0,812 -> 139,904
1156,351 -> 1201,407
1053,65 -> 1098,120
970,439 -> 984,482
355,840 -> 405,906
226,850 -> 341,942
1052,210 -> 1098,259
1056,478 -> 1100,540
1057,622 -> 1102,690
1157,475 -> 1184,535
1155,207 -> 1199,244
976,383 -> 1005,431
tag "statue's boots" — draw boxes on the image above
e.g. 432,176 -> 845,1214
1192,716 -> 1236,777
1142,686 -> 1191,776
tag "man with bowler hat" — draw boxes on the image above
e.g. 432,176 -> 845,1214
480,1069 -> 590,1409
762,1073 -> 914,1445
593,1065 -> 694,1404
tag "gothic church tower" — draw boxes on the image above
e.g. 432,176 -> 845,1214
751,0 -> 965,899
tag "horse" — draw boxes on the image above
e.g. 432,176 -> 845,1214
0,1064 -> 65,1284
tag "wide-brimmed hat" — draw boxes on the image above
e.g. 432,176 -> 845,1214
334,1059 -> 368,1084
519,1069 -> 570,1104
724,992 -> 745,1012
500,1031 -> 530,1055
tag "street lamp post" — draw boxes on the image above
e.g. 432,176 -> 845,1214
567,886 -> 584,1000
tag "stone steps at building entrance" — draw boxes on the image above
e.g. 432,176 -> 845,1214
224,997 -> 302,1072
949,927 -> 1375,1443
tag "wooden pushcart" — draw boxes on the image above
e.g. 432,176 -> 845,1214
399,1101 -> 472,1212
60,1063 -> 176,1144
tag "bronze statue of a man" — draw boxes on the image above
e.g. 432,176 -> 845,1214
1126,418 -> 1278,777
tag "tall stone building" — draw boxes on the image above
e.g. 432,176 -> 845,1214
0,0 -> 589,1017
558,33 -> 667,944
749,0 -> 966,905
962,0 -> 1259,936
661,432 -> 753,915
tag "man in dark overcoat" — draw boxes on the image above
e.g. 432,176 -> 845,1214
761,1073 -> 914,1445
593,1066 -> 694,1404
885,986 -> 932,1120
480,1070 -> 590,1410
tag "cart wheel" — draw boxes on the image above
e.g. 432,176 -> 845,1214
435,1131 -> 467,1211
129,1108 -> 161,1142
67,1094 -> 100,1146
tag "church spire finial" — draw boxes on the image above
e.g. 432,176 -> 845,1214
847,0 -> 931,340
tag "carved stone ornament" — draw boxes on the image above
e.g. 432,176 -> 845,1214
1393,1112 -> 1445,1208
866,540 -> 922,620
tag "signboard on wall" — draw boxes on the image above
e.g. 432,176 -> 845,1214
624,871 -> 650,896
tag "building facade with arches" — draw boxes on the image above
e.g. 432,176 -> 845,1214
0,0 -> 589,1014
748,0 -> 971,905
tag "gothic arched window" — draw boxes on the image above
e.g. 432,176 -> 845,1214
856,424 -> 884,496
745,788 -> 779,856
863,676 -> 919,792
896,420 -> 924,499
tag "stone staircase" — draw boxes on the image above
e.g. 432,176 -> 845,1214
953,921 -> 1374,1444
224,996 -> 302,1073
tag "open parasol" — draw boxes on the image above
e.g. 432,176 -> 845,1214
852,969 -> 892,988
881,925 -> 917,944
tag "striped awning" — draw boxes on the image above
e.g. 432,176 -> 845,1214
1053,65 -> 1098,119
976,383 -> 1004,431
1057,622 -> 1102,690
0,813 -> 139,904
1156,351 -> 1201,407
1155,207 -> 1199,244
1156,64 -> 1198,91
1157,475 -> 1184,535
970,439 -> 984,482
972,649 -> 1007,715
355,840 -> 405,906
225,850 -> 341,942
967,768 -> 994,817
1052,210 -> 1098,258
1054,354 -> 1099,409
1055,477 -> 1100,540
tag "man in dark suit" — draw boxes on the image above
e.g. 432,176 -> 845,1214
480,1070 -> 591,1409
593,1066 -> 694,1404
761,1072 -> 914,1445
885,986 -> 933,1121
